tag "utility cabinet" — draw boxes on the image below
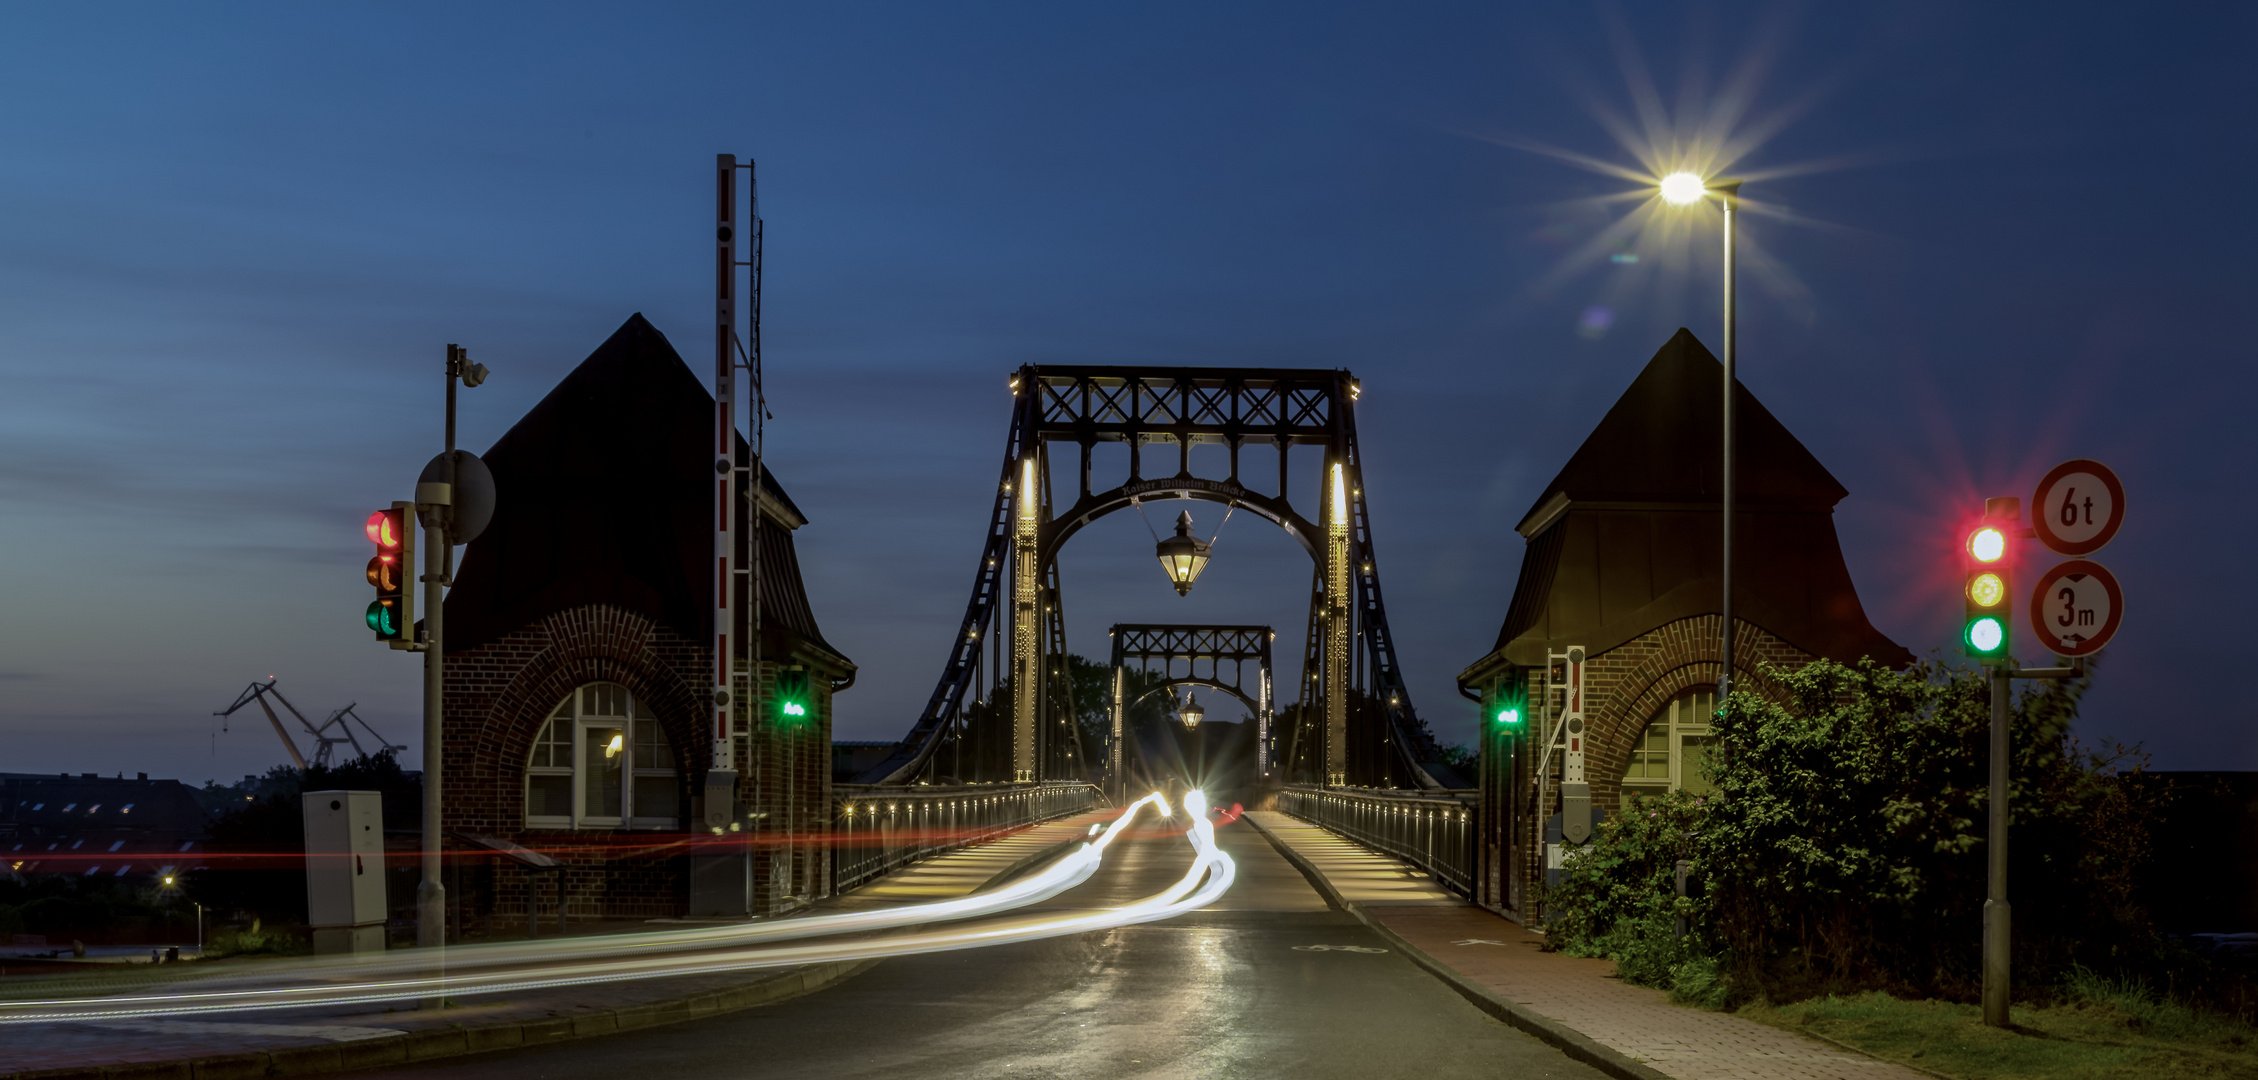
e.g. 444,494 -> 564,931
303,790 -> 386,954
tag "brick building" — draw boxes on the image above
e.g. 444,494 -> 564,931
441,314 -> 852,924
1456,328 -> 1909,919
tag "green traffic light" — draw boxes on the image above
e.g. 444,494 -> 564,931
1965,615 -> 2006,655
366,601 -> 396,636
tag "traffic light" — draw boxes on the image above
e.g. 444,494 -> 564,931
1490,678 -> 1526,727
1962,514 -> 2012,664
774,665 -> 812,723
365,503 -> 416,644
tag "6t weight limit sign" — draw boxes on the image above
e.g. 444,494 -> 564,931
2028,559 -> 2123,657
2033,458 -> 2124,556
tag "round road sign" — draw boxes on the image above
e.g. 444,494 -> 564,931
2027,559 -> 2123,657
2032,458 -> 2124,556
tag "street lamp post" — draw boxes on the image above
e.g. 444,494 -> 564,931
1661,173 -> 1743,705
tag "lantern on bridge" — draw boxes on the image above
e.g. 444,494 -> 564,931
1155,510 -> 1212,596
1178,691 -> 1205,730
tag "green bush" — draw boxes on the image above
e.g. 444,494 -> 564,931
205,917 -> 309,958
1546,658 -> 2157,1008
1543,788 -> 1716,998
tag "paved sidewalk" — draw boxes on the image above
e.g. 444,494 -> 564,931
0,811 -> 1111,1080
1248,811 -> 1927,1080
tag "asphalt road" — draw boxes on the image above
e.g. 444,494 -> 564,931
356,815 -> 1607,1080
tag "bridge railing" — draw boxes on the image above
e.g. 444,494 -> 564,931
1278,785 -> 1479,898
831,781 -> 1103,894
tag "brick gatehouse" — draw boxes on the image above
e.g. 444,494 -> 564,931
440,314 -> 853,927
1456,328 -> 1910,920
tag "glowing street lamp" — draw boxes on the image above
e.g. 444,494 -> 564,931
1154,510 -> 1212,596
1658,171 -> 1744,705
1178,692 -> 1204,729
1659,171 -> 1706,206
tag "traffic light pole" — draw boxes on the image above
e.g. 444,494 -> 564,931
417,490 -> 447,955
411,345 -> 482,1002
1981,655 -> 2081,1028
1981,664 -> 2009,1026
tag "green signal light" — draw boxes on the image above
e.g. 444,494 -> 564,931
781,701 -> 807,717
366,601 -> 397,636
1965,615 -> 2006,654
1494,707 -> 1521,726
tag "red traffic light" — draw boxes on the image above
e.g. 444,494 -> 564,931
1966,525 -> 2006,564
367,510 -> 404,549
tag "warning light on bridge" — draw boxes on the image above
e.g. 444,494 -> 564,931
1155,510 -> 1212,596
365,504 -> 415,644
1962,502 -> 2017,664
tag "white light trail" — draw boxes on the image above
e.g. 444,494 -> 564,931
0,792 -> 1234,1024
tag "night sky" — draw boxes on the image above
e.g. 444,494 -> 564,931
2,3 -> 2251,783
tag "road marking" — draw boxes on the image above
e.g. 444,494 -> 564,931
1291,944 -> 1388,953
1450,939 -> 1510,946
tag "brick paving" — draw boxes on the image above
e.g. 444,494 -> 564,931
0,811 -> 1110,1077
1250,811 -> 1927,1080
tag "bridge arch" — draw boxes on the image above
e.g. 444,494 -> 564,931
855,367 -> 1457,792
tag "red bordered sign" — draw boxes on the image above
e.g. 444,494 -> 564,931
2032,458 -> 2125,556
2027,559 -> 2123,657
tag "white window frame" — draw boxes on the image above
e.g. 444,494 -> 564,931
523,682 -> 680,831
1620,687 -> 1716,799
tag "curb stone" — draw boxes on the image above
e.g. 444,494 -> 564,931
1243,812 -> 1671,1080
3,816 -> 1100,1080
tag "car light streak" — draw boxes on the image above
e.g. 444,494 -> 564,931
0,792 -> 1233,1024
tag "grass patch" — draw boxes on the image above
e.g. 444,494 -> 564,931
1738,989 -> 2258,1080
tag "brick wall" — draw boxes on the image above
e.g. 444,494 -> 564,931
1477,614 -> 1816,920
442,603 -> 836,925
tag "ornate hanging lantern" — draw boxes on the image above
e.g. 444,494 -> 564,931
1178,691 -> 1205,729
1154,510 -> 1212,596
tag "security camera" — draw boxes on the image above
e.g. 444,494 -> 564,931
462,362 -> 490,388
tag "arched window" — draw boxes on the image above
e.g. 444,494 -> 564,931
525,682 -> 680,830
1619,686 -> 1717,800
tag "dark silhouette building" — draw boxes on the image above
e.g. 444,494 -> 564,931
441,314 -> 852,923
1457,328 -> 1908,918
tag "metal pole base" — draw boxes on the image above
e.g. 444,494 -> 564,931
417,879 -> 447,1010
1982,897 -> 2010,1027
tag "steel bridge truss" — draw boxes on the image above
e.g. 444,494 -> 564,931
1106,623 -> 1275,791
855,366 -> 1448,789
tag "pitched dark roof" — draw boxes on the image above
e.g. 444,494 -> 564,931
444,314 -> 840,661
1516,327 -> 1847,535
1471,329 -> 1909,674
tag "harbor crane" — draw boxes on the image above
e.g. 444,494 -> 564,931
213,679 -> 406,770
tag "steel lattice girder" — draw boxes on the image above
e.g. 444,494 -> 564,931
1028,368 -> 1344,446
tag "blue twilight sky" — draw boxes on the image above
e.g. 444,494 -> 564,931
1,2 -> 2252,784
